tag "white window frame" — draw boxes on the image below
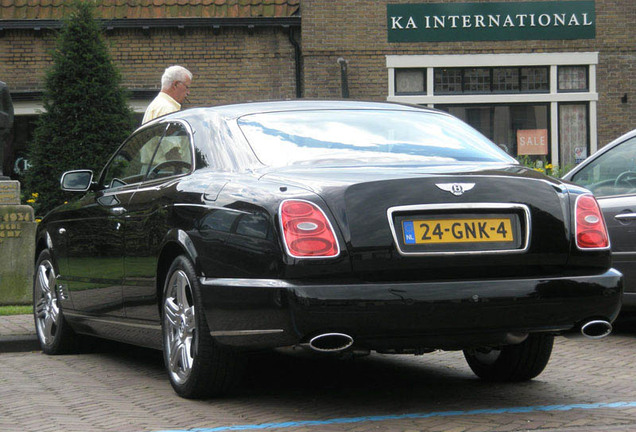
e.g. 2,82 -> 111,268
386,52 -> 598,167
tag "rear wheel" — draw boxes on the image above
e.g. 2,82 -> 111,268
463,333 -> 554,382
33,249 -> 77,354
162,255 -> 243,399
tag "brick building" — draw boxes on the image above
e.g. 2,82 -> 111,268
0,0 -> 634,177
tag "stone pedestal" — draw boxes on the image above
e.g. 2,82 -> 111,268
0,181 -> 35,305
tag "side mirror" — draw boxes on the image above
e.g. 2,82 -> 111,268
60,170 -> 94,192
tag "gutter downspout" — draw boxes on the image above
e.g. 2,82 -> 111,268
288,27 -> 303,98
337,57 -> 349,98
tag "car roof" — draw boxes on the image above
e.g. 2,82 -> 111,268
173,99 -> 441,121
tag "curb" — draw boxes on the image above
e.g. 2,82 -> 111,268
0,335 -> 40,353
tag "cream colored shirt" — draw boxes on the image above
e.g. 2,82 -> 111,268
142,92 -> 181,124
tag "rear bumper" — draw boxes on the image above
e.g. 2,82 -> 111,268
199,269 -> 622,351
621,292 -> 636,311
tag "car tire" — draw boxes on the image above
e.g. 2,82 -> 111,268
33,249 -> 78,355
162,255 -> 243,399
463,333 -> 554,382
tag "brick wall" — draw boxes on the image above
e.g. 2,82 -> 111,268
110,27 -> 298,106
1,25 -> 298,107
301,0 -> 635,147
1,0 -> 633,149
0,30 -> 55,91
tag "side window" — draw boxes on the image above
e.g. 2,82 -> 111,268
147,122 -> 193,180
101,125 -> 165,189
571,137 -> 636,197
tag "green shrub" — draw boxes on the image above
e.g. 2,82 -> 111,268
516,155 -> 573,179
24,1 -> 135,216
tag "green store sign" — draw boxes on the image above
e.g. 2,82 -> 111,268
387,1 -> 595,42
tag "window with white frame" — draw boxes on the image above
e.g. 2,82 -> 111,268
387,53 -> 598,170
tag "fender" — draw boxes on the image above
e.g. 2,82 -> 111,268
158,228 -> 200,273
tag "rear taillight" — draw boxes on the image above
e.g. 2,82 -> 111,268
575,194 -> 609,249
279,199 -> 340,258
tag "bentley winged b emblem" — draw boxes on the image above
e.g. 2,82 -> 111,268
435,183 -> 475,196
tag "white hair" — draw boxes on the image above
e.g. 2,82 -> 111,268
160,65 -> 192,90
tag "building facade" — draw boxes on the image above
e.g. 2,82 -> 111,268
0,0 -> 634,177
0,0 -> 301,177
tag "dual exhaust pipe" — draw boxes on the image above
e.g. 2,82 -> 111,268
579,319 -> 612,339
508,320 -> 612,342
308,332 -> 354,352
564,319 -> 613,340
306,319 -> 612,353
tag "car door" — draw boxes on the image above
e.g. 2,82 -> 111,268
63,125 -> 166,316
567,134 -> 636,308
123,121 -> 194,321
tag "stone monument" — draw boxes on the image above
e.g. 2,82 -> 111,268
0,82 -> 35,305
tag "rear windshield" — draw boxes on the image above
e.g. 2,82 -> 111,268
237,109 -> 516,167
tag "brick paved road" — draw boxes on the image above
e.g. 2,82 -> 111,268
1,327 -> 635,432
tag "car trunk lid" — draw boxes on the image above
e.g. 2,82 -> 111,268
262,164 -> 571,280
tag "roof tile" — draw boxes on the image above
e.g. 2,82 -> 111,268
0,0 -> 300,20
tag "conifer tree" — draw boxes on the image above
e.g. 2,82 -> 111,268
25,1 -> 135,215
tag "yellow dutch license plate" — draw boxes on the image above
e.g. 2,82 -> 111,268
402,218 -> 514,245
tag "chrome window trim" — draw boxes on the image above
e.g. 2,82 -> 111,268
173,203 -> 249,214
142,119 -> 196,182
97,123 -> 166,190
98,119 -> 196,190
387,202 -> 531,256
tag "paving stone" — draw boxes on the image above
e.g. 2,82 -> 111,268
1,314 -> 635,432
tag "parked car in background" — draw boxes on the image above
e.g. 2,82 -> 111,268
34,101 -> 622,399
563,128 -> 636,315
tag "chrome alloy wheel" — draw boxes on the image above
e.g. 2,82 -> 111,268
34,259 -> 60,346
163,269 -> 197,385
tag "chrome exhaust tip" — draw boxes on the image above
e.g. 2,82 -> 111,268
581,320 -> 612,339
308,333 -> 354,352
504,332 -> 529,344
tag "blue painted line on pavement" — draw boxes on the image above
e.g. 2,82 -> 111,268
152,401 -> 636,432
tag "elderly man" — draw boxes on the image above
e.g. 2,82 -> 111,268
142,65 -> 192,124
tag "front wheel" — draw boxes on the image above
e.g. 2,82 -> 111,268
463,333 -> 554,382
33,249 -> 77,354
162,255 -> 243,399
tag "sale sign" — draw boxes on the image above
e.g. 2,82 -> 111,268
517,129 -> 549,155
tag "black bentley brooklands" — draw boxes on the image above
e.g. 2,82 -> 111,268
34,101 -> 622,398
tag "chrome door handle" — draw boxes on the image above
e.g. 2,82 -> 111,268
111,207 -> 126,215
58,228 -> 66,235
614,213 -> 636,221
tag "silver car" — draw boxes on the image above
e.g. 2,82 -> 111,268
563,129 -> 636,313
